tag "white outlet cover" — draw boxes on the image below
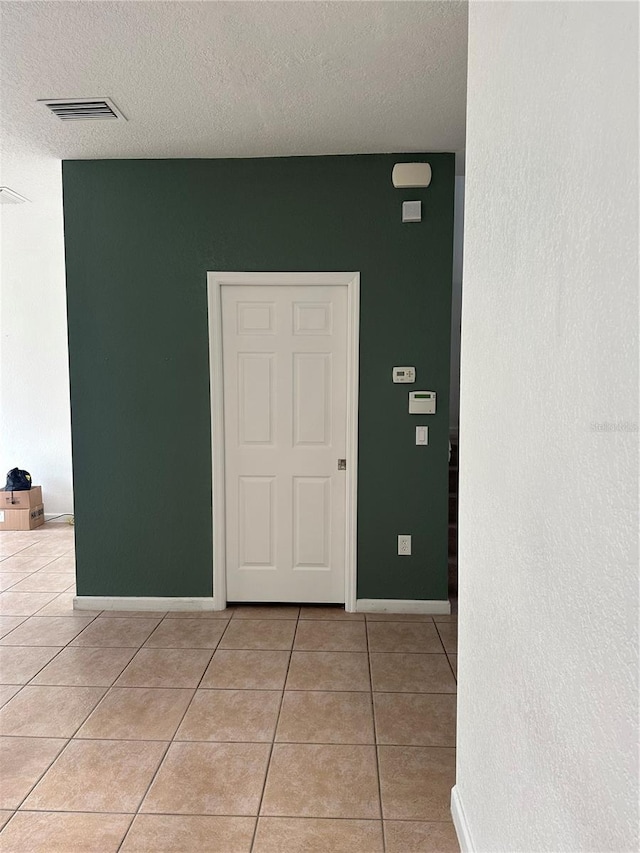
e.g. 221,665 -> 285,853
398,534 -> 412,555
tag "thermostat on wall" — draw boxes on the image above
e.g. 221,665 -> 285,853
392,366 -> 416,383
409,391 -> 436,414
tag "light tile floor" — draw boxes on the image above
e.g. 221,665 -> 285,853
0,520 -> 459,852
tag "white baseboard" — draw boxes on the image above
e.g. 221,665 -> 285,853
451,785 -> 474,853
73,596 -> 217,612
356,598 -> 451,615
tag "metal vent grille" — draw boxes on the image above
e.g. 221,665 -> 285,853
39,97 -> 126,121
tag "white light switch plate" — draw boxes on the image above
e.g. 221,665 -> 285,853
415,426 -> 428,445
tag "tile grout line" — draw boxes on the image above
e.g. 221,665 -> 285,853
4,806 -> 455,822
248,612 -> 297,852
4,596 -> 118,818
114,623 -> 225,853
365,618 -> 386,852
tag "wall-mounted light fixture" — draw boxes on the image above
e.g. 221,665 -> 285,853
0,187 -> 29,204
392,162 -> 432,188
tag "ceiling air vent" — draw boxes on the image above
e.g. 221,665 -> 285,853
39,97 -> 126,121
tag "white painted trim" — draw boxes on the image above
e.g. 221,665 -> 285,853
207,271 -> 360,612
73,596 -> 216,612
208,275 -> 228,611
344,276 -> 360,612
451,785 -> 475,853
356,598 -> 451,615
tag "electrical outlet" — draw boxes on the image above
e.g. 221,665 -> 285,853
398,534 -> 412,556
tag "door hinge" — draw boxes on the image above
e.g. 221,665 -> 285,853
338,459 -> 347,470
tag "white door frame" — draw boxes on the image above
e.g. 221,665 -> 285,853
207,271 -> 360,612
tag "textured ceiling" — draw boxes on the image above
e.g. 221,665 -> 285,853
1,1 -> 468,171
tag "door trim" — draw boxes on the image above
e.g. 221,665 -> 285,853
207,271 -> 360,611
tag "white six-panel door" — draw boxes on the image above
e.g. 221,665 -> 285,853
221,282 -> 349,602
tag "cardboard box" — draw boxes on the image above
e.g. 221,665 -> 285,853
0,504 -> 45,531
0,486 -> 43,510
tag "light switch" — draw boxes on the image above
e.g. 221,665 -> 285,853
416,426 -> 428,445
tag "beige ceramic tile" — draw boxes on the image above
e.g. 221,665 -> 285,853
433,613 -> 457,623
299,606 -> 365,621
276,691 -> 374,744
23,739 -> 167,813
115,648 -> 213,688
0,548 -> 23,558
436,623 -> 457,654
378,746 -> 456,820
0,574 -> 33,591
9,574 -> 75,593
261,744 -> 380,819
448,654 -> 457,679
201,649 -> 290,690
120,814 -> 255,852
384,820 -> 460,852
254,817 -> 384,852
374,693 -> 457,746
143,618 -> 227,649
367,621 -> 444,654
0,810 -> 13,830
141,741 -> 270,815
0,646 -> 60,684
0,616 -> 95,647
286,652 -> 370,692
365,612 -> 434,622
0,812 -> 132,853
0,685 -> 22,707
0,556 -> 57,573
15,542 -> 70,557
77,687 -> 194,740
70,617 -> 161,647
0,737 -> 66,809
34,594 -> 100,618
0,592 -> 59,617
30,647 -> 136,687
370,653 -> 456,693
176,689 -> 281,742
36,555 -> 75,573
0,685 -> 105,737
0,616 -> 26,638
219,619 -> 296,651
164,609 -> 233,619
232,605 -> 300,620
294,621 -> 367,652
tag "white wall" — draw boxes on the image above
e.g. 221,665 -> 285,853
455,3 -> 638,852
0,150 -> 73,514
450,175 -> 464,432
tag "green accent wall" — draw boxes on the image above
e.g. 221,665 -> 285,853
63,154 -> 454,601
